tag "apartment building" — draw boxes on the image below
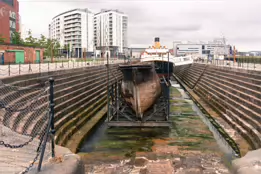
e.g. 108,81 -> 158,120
49,8 -> 94,58
94,9 -> 128,57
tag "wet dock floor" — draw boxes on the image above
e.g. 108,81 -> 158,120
78,80 -> 242,174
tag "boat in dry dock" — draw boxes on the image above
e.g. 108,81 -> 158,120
141,37 -> 174,79
119,62 -> 161,119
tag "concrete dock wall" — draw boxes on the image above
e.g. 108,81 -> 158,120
1,65 -> 122,173
2,65 -> 122,150
174,63 -> 261,150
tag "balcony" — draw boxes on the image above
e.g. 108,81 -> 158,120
64,19 -> 81,24
64,23 -> 81,29
64,14 -> 81,20
64,27 -> 81,32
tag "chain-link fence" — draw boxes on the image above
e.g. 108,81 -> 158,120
0,79 -> 53,174
0,58 -> 127,78
194,57 -> 261,71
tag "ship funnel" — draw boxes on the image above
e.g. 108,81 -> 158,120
154,37 -> 161,49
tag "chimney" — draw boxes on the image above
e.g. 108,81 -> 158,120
154,37 -> 161,49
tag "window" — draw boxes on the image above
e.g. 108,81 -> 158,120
2,0 -> 14,6
9,11 -> 16,19
9,20 -> 16,29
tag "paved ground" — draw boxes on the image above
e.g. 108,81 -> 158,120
0,124 -> 51,174
0,59 -> 124,78
195,60 -> 261,71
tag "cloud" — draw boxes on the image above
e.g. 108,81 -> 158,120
19,0 -> 261,51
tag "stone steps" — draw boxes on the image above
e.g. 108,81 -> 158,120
200,77 -> 261,119
206,68 -> 261,91
209,65 -> 261,80
53,71 -> 121,122
198,80 -> 261,133
204,71 -> 261,100
0,67 -> 106,107
194,84 -> 259,149
174,63 -> 261,149
55,76 -> 119,146
203,73 -> 261,112
28,70 -> 121,137
57,95 -> 107,146
6,66 -> 120,136
1,64 -> 122,145
176,64 -> 205,88
54,80 -> 108,131
196,80 -> 261,148
65,104 -> 107,153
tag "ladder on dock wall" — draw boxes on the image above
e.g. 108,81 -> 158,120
192,64 -> 208,90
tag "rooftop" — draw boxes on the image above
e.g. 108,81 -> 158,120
95,9 -> 126,16
129,44 -> 149,49
52,8 -> 92,20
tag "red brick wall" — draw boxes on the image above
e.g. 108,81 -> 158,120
0,0 -> 20,43
0,45 -> 44,64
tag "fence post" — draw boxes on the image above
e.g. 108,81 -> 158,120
37,78 -> 55,171
39,61 -> 41,73
29,62 -> 32,72
49,78 -> 55,158
253,57 -> 255,69
48,61 -> 50,72
19,62 -> 21,75
247,58 -> 249,70
8,62 -> 10,76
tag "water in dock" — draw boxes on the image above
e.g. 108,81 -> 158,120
79,80 -> 241,173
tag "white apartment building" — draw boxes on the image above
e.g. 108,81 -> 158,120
94,9 -> 128,57
49,8 -> 94,58
173,38 -> 232,58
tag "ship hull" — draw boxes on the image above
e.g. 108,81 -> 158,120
119,63 -> 161,119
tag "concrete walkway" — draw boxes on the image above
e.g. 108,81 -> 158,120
0,124 -> 84,174
232,149 -> 261,174
0,124 -> 51,174
195,60 -> 261,71
0,59 -> 125,78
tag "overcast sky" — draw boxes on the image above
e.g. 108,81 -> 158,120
19,0 -> 261,51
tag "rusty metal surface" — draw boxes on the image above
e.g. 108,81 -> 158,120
107,121 -> 171,127
119,62 -> 161,119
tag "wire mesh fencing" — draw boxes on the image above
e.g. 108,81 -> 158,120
0,80 -> 52,174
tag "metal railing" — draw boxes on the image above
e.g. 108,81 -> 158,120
0,58 -> 127,77
194,58 -> 261,71
0,79 -> 55,173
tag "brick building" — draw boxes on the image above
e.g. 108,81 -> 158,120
0,44 -> 44,64
0,0 -> 20,43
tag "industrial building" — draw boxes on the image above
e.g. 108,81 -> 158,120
0,43 -> 44,64
0,0 -> 20,44
173,38 -> 232,58
49,8 -> 94,58
128,44 -> 148,58
94,9 -> 128,58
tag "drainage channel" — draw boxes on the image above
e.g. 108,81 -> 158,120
78,79 -> 239,173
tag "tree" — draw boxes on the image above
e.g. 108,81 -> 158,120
11,32 -> 24,45
24,30 -> 37,47
38,34 -> 47,47
0,34 -> 5,43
